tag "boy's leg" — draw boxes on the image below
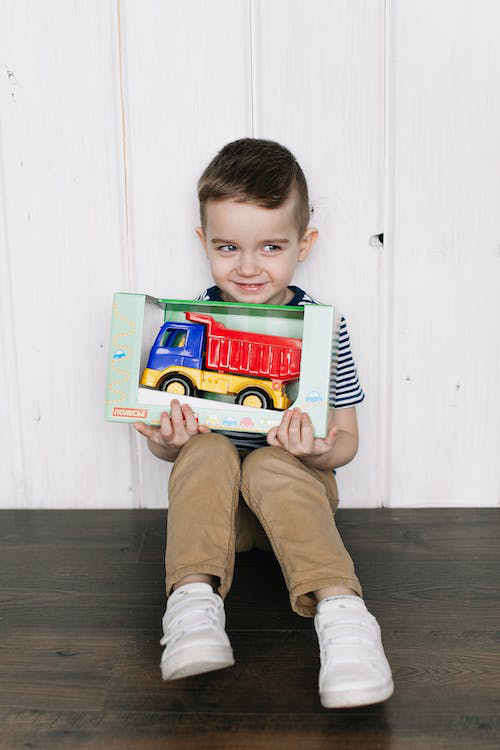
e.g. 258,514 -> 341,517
239,445 -> 393,708
161,434 -> 267,681
239,445 -> 363,618
165,432 -> 243,600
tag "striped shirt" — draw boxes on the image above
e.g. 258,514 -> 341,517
194,285 -> 365,473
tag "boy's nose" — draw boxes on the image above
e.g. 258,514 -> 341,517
237,256 -> 260,275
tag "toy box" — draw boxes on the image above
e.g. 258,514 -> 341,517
105,293 -> 341,438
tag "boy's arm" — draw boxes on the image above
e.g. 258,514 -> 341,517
301,406 -> 359,472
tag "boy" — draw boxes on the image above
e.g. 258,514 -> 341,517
134,138 -> 394,709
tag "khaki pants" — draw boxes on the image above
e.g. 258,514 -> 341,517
165,432 -> 362,617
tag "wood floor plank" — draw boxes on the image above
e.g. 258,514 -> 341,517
0,510 -> 152,563
0,629 -> 123,711
336,509 -> 500,561
0,709 -> 499,750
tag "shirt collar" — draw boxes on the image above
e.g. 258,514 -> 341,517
205,285 -> 306,307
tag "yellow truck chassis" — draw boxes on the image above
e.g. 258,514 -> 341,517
140,366 -> 291,410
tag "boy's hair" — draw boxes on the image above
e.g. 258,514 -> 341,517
198,138 -> 310,238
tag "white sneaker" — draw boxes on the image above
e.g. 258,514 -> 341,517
160,582 -> 234,680
314,595 -> 394,708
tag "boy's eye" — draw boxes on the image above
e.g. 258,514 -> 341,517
216,243 -> 281,253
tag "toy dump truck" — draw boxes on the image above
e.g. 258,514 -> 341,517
140,311 -> 302,410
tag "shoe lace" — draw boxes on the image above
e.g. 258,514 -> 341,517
317,615 -> 383,666
320,619 -> 377,647
160,596 -> 221,647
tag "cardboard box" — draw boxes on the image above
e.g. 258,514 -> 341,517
105,293 -> 341,438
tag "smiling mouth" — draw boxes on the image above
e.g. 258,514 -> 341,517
234,282 -> 266,289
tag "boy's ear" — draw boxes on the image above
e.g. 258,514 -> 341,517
297,227 -> 319,262
195,226 -> 209,256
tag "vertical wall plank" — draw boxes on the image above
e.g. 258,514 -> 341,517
0,140 -> 25,505
0,1 -> 132,507
120,0 -> 251,507
387,0 -> 500,506
254,0 -> 385,507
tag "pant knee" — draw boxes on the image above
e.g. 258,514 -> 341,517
240,445 -> 299,487
169,431 -> 240,492
240,444 -> 337,512
241,445 -> 284,474
240,446 -> 287,508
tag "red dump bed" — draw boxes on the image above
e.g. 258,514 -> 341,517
185,311 -> 302,383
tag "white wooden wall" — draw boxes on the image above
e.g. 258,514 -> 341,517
0,0 -> 498,509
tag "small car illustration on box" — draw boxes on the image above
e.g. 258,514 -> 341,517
305,390 -> 323,403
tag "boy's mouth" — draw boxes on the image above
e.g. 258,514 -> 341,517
234,282 -> 267,292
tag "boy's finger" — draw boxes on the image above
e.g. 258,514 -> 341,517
327,424 -> 339,439
170,399 -> 190,439
288,409 -> 302,435
321,425 -> 339,450
300,413 -> 314,452
286,410 -> 302,447
276,410 -> 292,445
169,399 -> 184,423
266,428 -> 280,446
134,421 -> 156,438
135,421 -> 171,448
182,403 -> 198,434
159,411 -> 174,439
330,425 -> 340,443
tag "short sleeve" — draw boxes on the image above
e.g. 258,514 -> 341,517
329,315 -> 365,409
194,289 -> 210,301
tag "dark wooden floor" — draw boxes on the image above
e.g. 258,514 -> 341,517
0,508 -> 499,750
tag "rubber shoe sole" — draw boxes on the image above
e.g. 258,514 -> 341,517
161,644 -> 235,681
320,676 -> 394,708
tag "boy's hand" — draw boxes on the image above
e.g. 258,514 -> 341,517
266,407 -> 339,459
134,399 -> 210,451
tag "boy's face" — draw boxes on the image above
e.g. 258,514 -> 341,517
196,194 -> 318,306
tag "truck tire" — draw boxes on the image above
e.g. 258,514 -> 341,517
235,387 -> 271,409
159,373 -> 196,397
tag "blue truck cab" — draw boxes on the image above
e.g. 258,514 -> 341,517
146,321 -> 205,372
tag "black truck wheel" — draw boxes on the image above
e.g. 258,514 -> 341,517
159,373 -> 196,397
235,387 -> 271,409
